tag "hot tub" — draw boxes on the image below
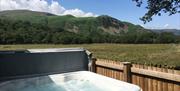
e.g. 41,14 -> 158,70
0,71 -> 141,91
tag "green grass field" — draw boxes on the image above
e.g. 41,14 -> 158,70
0,44 -> 180,69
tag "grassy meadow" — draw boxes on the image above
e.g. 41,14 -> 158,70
0,44 -> 180,69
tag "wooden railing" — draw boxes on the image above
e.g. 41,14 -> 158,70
89,59 -> 180,91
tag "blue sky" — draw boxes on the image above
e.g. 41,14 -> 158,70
54,0 -> 180,29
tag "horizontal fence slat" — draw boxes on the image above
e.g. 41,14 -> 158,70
131,68 -> 180,82
96,61 -> 123,71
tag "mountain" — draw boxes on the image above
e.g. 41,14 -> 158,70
0,10 -> 178,44
0,10 -> 55,17
0,10 -> 148,35
151,29 -> 180,35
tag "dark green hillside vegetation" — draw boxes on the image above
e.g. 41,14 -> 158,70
0,10 -> 179,44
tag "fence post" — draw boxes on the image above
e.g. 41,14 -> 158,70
122,62 -> 132,83
91,58 -> 97,73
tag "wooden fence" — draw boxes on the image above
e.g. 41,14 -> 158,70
89,58 -> 180,91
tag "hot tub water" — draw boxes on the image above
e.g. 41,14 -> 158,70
7,79 -> 111,91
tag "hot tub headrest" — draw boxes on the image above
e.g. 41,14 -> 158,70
0,48 -> 90,81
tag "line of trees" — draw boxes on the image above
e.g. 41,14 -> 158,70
0,19 -> 179,44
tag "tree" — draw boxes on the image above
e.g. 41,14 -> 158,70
133,0 -> 180,23
157,32 -> 176,43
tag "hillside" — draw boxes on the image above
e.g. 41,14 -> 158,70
0,10 -> 179,44
151,29 -> 180,35
0,10 -> 146,34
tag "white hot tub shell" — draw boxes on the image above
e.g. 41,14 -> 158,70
0,71 -> 142,91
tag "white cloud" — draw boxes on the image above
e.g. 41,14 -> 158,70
63,9 -> 97,17
0,0 -> 97,17
164,24 -> 170,28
